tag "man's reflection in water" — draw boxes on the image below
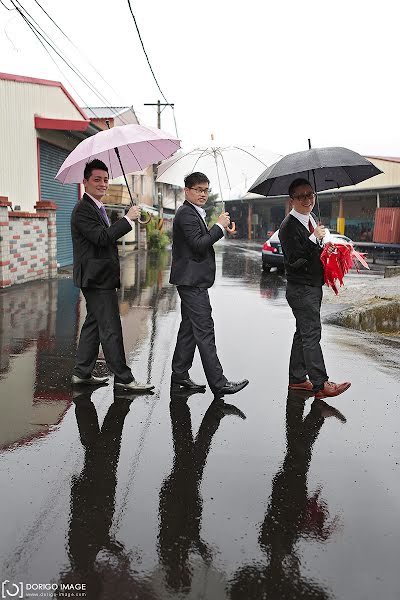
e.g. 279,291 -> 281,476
259,271 -> 286,301
60,390 -> 155,600
158,390 -> 246,593
230,392 -> 346,600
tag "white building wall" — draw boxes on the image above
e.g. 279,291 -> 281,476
329,158 -> 400,192
0,78 -> 87,211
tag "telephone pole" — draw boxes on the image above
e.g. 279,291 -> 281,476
144,100 -> 174,219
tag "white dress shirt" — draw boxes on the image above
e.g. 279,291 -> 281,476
290,208 -> 319,245
85,193 -> 133,228
187,201 -> 225,232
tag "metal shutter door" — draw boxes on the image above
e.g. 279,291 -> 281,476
39,140 -> 78,267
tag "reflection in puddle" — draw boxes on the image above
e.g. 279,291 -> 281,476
230,392 -> 345,600
218,244 -> 287,302
0,251 -> 175,452
158,390 -> 246,594
59,391 -> 155,597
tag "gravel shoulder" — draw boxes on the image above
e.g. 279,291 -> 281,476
322,272 -> 400,334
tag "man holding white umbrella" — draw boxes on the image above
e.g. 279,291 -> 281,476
170,172 -> 249,396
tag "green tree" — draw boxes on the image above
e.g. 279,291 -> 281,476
146,217 -> 169,252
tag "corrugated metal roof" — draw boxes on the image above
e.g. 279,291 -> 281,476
0,71 -> 88,119
82,106 -> 134,118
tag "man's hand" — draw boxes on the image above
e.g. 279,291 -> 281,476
314,224 -> 326,241
218,212 -> 230,229
126,205 -> 141,221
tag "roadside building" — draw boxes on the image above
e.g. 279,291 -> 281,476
230,157 -> 400,241
82,105 -> 139,129
0,72 -> 102,270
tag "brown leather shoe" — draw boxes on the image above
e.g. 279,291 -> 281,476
288,380 -> 313,391
312,399 -> 347,422
314,381 -> 351,399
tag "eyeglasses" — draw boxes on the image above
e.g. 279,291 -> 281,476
292,192 -> 316,201
189,187 -> 210,195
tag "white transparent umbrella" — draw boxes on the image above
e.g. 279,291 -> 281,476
157,139 -> 280,233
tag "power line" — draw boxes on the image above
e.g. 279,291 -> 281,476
31,0 -> 122,100
126,0 -> 179,137
171,107 -> 179,138
17,9 -> 89,108
13,0 -> 125,120
0,0 -> 14,9
126,0 -> 168,103
9,0 -> 130,123
10,0 -> 103,118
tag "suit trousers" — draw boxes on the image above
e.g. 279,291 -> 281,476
286,282 -> 328,391
172,286 -> 227,392
73,288 -> 134,383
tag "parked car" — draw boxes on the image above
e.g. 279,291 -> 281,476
262,231 -> 285,272
261,230 -> 353,272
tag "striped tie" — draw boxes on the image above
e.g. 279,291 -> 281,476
99,204 -> 110,226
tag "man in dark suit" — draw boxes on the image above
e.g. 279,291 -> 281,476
170,172 -> 248,396
71,159 -> 154,392
279,178 -> 351,400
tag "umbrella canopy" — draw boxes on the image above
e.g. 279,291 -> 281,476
55,124 -> 181,184
157,144 -> 280,200
248,147 -> 383,197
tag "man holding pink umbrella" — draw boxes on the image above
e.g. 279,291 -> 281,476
55,122 -> 181,390
71,159 -> 154,392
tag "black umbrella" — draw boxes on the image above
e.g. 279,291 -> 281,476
248,143 -> 383,220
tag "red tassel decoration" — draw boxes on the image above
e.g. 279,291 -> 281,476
320,242 -> 369,295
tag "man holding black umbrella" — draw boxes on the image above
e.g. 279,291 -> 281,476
279,178 -> 351,399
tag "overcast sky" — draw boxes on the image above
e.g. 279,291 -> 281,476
1,0 -> 399,157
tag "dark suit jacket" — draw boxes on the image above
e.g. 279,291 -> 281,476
169,200 -> 224,288
71,194 -> 132,289
279,213 -> 324,287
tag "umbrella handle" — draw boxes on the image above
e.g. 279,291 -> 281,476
138,212 -> 152,225
226,221 -> 236,234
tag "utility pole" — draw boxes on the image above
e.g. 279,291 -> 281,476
144,100 -> 174,219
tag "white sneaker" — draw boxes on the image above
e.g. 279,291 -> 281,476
71,374 -> 109,385
114,380 -> 154,392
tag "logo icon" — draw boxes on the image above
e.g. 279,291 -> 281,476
1,581 -> 23,599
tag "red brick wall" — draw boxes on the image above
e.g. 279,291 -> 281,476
0,197 -> 57,288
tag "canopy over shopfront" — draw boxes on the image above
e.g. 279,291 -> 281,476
227,156 -> 400,241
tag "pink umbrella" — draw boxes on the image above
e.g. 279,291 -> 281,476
56,124 -> 180,183
55,123 -> 181,223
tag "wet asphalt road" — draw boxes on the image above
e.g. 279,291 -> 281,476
0,241 -> 399,600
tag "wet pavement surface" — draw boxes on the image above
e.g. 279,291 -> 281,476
0,241 -> 399,600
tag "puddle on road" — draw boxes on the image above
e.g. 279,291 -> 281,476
0,244 -> 399,600
0,251 -> 175,452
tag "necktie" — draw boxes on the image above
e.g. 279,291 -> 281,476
99,204 -> 110,226
308,219 -> 314,234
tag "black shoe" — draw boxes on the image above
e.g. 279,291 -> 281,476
171,376 -> 206,391
215,379 -> 249,396
170,387 -> 206,402
210,399 -> 247,419
71,374 -> 109,385
114,380 -> 154,392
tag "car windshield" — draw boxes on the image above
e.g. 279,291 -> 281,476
266,231 -> 280,243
